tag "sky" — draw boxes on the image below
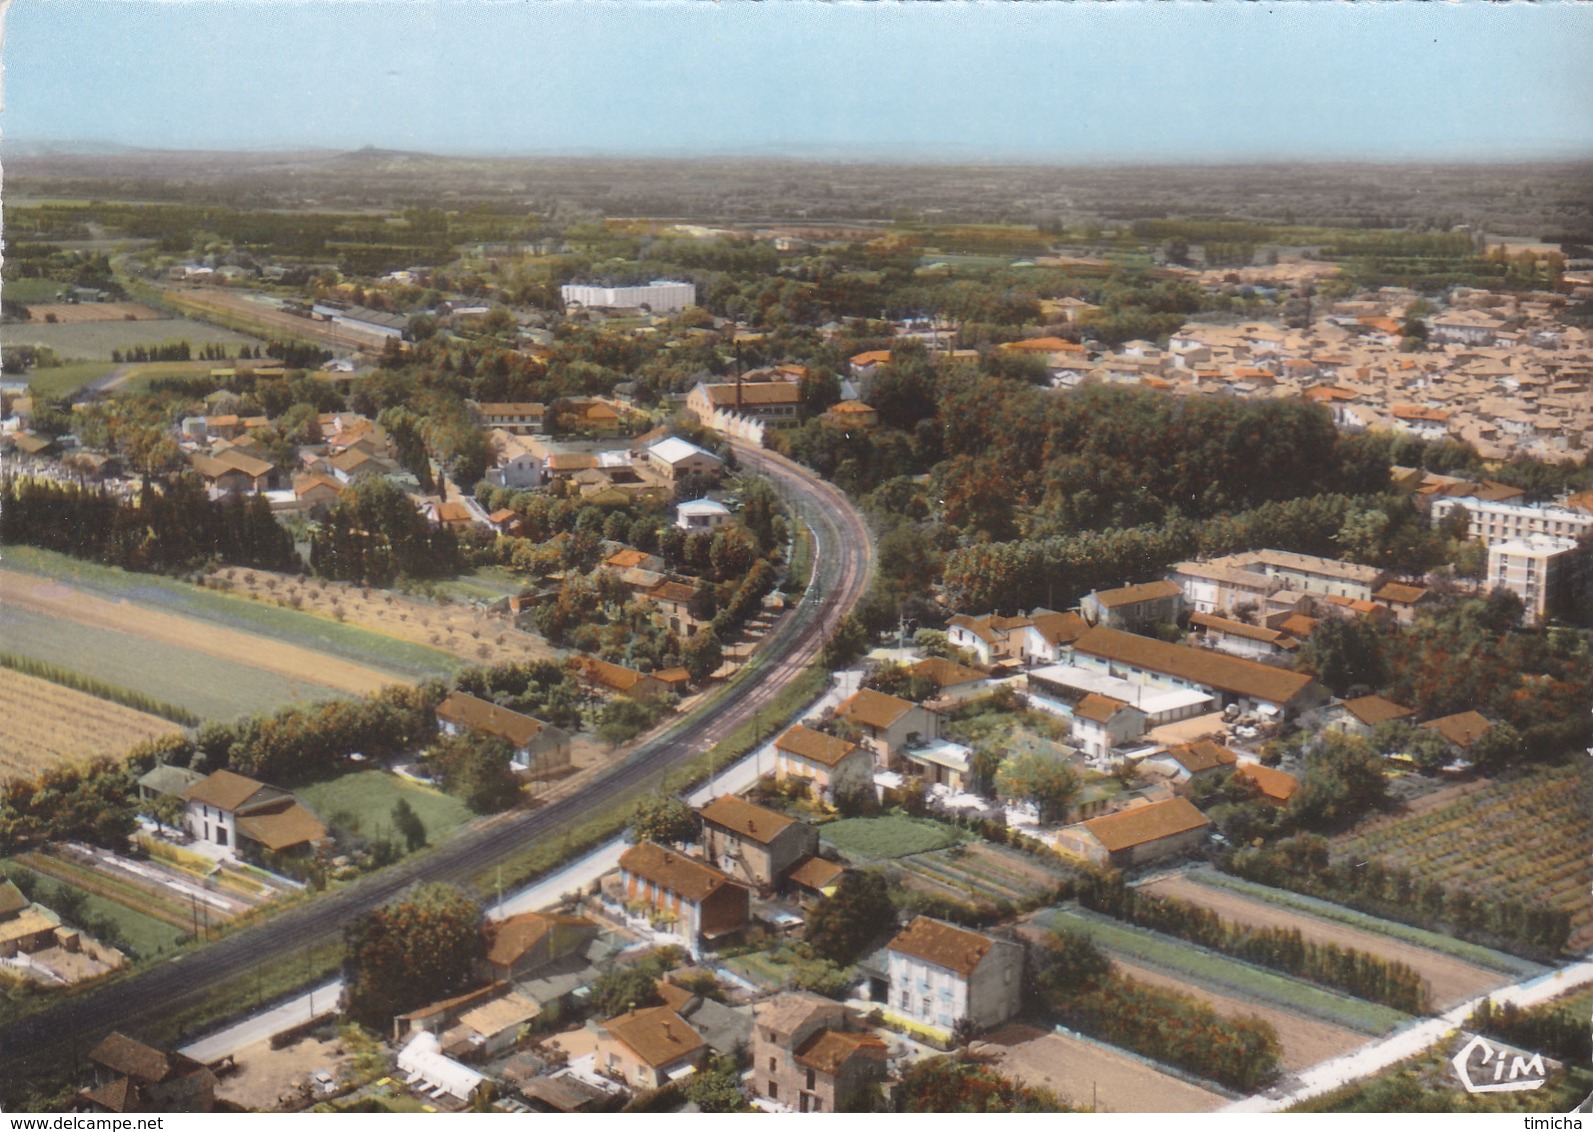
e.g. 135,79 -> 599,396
4,0 -> 1592,164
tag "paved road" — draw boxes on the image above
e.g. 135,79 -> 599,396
0,440 -> 872,1083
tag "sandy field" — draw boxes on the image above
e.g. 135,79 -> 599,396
217,1036 -> 351,1112
1,568 -> 401,698
979,1024 -> 1227,1113
27,302 -> 165,323
1141,875 -> 1509,1010
1110,958 -> 1369,1071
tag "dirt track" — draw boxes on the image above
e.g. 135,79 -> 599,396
980,1024 -> 1227,1112
1109,958 -> 1369,1071
1141,875 -> 1510,1010
1,569 -> 401,698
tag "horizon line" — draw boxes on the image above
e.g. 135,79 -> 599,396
9,140 -> 1593,170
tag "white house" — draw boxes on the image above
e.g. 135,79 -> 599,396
180,770 -> 327,861
884,917 -> 1023,1038
675,498 -> 732,532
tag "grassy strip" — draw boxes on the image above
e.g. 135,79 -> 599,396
1042,906 -> 1410,1035
1190,870 -> 1540,978
143,937 -> 346,1050
784,526 -> 814,597
17,853 -> 197,931
1289,1047 -> 1593,1114
21,362 -> 116,399
0,652 -> 200,727
1,860 -> 189,959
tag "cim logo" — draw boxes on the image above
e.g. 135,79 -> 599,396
1451,1032 -> 1557,1094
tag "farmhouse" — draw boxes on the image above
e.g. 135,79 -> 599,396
1234,762 -> 1300,808
78,1033 -> 218,1114
835,688 -> 940,768
436,691 -> 572,778
884,917 -> 1023,1038
179,770 -> 328,861
1059,796 -> 1212,869
1420,710 -> 1494,752
675,498 -> 732,532
616,842 -> 749,954
1079,580 -> 1184,631
571,656 -> 668,701
697,795 -> 817,893
1327,694 -> 1416,736
752,993 -> 887,1114
772,724 -> 874,802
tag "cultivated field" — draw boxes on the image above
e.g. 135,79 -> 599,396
1334,764 -> 1593,949
0,604 -> 345,722
7,317 -> 264,361
891,841 -> 1071,917
209,567 -> 557,667
981,1024 -> 1227,1113
1108,958 -> 1369,1072
1031,907 -> 1410,1035
1141,874 -> 1510,1009
6,547 -> 459,681
2,568 -> 404,698
0,668 -> 182,783
25,302 -> 164,323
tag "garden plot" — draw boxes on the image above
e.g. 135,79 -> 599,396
892,841 -> 1072,915
818,815 -> 972,863
1141,874 -> 1511,1010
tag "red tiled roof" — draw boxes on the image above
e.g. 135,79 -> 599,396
1082,796 -> 1210,853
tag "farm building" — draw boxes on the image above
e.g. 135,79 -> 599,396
179,770 -> 329,862
674,498 -> 732,532
1079,580 -> 1184,631
436,691 -> 572,779
1234,762 -> 1300,808
645,437 -> 724,482
1057,796 -> 1212,869
570,656 -> 668,701
78,1032 -> 218,1113
1420,710 -> 1493,752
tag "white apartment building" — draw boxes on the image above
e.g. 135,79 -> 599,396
1429,496 -> 1593,549
560,280 -> 696,312
1489,536 -> 1587,626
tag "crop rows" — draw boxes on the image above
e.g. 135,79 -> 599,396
1334,765 -> 1593,941
0,668 -> 183,783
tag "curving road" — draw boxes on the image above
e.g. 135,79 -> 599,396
0,440 -> 872,1084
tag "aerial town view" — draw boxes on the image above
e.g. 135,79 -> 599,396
1,1 -> 1590,1121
